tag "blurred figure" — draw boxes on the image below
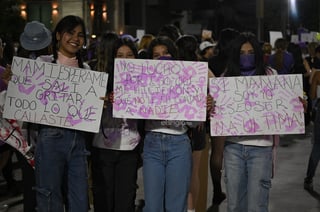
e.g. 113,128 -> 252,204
207,28 -> 239,208
304,70 -> 320,191
157,24 -> 182,42
96,32 -> 119,94
18,20 -> 52,212
176,35 -> 214,212
198,41 -> 216,61
138,34 -> 155,59
262,42 -> 272,64
0,65 -> 21,198
267,38 -> 294,75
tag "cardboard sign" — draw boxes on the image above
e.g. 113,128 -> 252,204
113,58 -> 208,121
269,31 -> 283,47
209,74 -> 304,136
3,57 -> 108,133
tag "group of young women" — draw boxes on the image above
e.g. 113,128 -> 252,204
1,14 -> 307,212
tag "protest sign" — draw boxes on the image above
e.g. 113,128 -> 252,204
209,74 -> 304,136
113,58 -> 208,121
3,56 -> 108,133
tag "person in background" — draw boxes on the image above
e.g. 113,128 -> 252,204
0,38 -> 14,67
157,24 -> 182,42
0,64 -> 21,198
304,43 -> 320,125
304,70 -> 320,191
267,38 -> 294,75
262,42 -> 272,64
17,20 -> 52,212
91,36 -> 142,212
222,32 -> 279,212
176,35 -> 215,212
90,31 -> 119,77
34,15 -> 90,212
207,28 -> 239,208
287,42 -> 311,127
198,41 -> 216,62
138,34 -> 155,59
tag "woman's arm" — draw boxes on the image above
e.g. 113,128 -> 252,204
310,71 -> 320,100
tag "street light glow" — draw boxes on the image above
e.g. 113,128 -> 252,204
290,0 -> 297,17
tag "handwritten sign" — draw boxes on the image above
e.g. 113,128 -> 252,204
209,74 -> 304,136
113,58 -> 208,121
3,56 -> 108,133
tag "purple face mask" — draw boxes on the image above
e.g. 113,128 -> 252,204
240,54 -> 255,76
158,56 -> 173,60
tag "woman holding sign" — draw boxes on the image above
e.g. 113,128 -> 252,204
222,32 -> 279,212
91,36 -> 142,212
142,36 -> 205,212
34,15 -> 90,212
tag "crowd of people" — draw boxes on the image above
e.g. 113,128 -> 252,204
0,14 -> 315,212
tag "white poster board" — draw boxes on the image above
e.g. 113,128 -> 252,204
209,74 -> 304,136
113,58 -> 208,121
3,57 -> 108,133
291,34 -> 299,44
301,33 -> 312,43
136,29 -> 145,43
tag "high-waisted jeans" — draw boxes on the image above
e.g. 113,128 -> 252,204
143,132 -> 192,212
224,141 -> 272,212
35,127 -> 89,212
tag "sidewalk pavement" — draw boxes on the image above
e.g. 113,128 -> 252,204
1,125 -> 320,212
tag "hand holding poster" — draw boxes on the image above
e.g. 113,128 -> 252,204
3,57 -> 108,133
209,74 -> 304,136
113,58 -> 208,121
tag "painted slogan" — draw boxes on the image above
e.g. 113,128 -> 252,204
209,74 -> 304,136
3,57 -> 108,133
113,58 -> 208,121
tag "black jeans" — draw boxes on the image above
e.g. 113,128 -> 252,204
16,152 -> 37,212
306,103 -> 320,179
91,147 -> 139,212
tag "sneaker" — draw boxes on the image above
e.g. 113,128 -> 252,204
304,178 -> 313,191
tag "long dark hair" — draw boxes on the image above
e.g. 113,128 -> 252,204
175,35 -> 198,61
224,32 -> 265,77
95,31 -> 119,73
147,36 -> 178,59
51,15 -> 87,68
107,37 -> 138,93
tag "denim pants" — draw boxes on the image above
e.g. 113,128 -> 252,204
91,147 -> 139,212
35,127 -> 89,212
143,132 -> 192,212
224,141 -> 272,212
306,104 -> 320,180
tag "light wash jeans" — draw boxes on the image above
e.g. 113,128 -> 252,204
35,127 -> 89,212
143,131 -> 192,212
224,141 -> 272,212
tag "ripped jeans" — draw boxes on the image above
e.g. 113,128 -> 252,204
224,142 -> 272,212
35,127 -> 89,212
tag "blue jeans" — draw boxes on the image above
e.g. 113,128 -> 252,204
143,132 -> 192,212
35,127 -> 89,212
306,104 -> 320,180
224,141 -> 272,212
